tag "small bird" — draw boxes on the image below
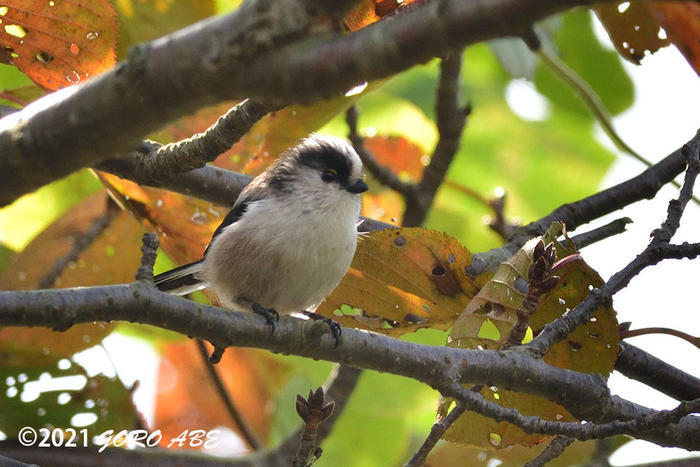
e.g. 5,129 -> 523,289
154,134 -> 368,341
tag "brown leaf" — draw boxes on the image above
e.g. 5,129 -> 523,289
595,2 -> 670,64
0,0 -> 118,90
98,172 -> 223,264
0,191 -> 145,366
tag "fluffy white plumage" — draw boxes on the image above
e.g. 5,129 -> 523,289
154,134 -> 367,316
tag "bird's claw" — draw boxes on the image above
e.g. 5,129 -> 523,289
304,311 -> 342,348
252,303 -> 279,334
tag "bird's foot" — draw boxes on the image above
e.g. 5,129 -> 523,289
252,303 -> 279,334
303,311 -> 342,348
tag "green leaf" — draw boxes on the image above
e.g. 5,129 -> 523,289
424,45 -> 615,252
534,10 -> 634,117
0,170 -> 102,250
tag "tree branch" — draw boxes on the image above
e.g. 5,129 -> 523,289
345,105 -> 415,196
0,0 -> 610,207
523,436 -> 574,467
96,99 -> 275,185
0,282 -> 698,450
38,196 -> 117,289
527,136 -> 700,355
615,343 -> 700,402
508,131 -> 700,247
405,402 -> 468,467
266,365 -> 362,466
404,52 -> 470,227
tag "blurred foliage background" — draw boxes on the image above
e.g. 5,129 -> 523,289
0,0 -> 694,465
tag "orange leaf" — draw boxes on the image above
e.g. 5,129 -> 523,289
98,172 -> 223,264
153,341 -> 287,449
647,1 -> 700,75
0,191 -> 145,365
317,227 -> 485,336
0,0 -> 118,90
364,135 -> 427,182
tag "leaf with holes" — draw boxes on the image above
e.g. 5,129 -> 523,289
440,224 -> 618,448
154,341 -> 287,449
317,227 -> 487,336
0,0 -> 118,90
595,2 -> 670,65
0,191 -> 145,366
647,1 -> 700,75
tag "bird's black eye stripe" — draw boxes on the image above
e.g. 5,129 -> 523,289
321,168 -> 338,182
295,141 -> 352,183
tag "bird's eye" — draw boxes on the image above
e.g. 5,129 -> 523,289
321,168 -> 338,182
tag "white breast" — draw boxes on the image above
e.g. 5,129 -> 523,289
202,186 -> 361,314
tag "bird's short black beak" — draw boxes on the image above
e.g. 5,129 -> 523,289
346,179 -> 369,194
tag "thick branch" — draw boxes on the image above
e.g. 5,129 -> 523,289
0,0 -> 606,207
615,343 -> 700,402
0,283 -> 697,450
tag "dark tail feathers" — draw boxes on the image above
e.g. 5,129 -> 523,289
154,260 -> 205,295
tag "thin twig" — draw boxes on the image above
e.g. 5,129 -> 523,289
292,387 -> 335,466
271,365 -> 363,465
194,339 -> 262,451
568,217 -> 632,250
135,233 -> 159,282
404,52 -> 470,226
524,436 -> 574,467
527,138 -> 700,355
504,240 -> 559,349
345,105 -> 415,196
442,180 -> 518,240
38,196 -> 116,289
620,327 -> 699,349
404,402 -> 467,466
97,99 -> 275,185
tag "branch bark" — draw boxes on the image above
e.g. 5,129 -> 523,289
0,282 -> 697,450
0,0 -> 607,207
